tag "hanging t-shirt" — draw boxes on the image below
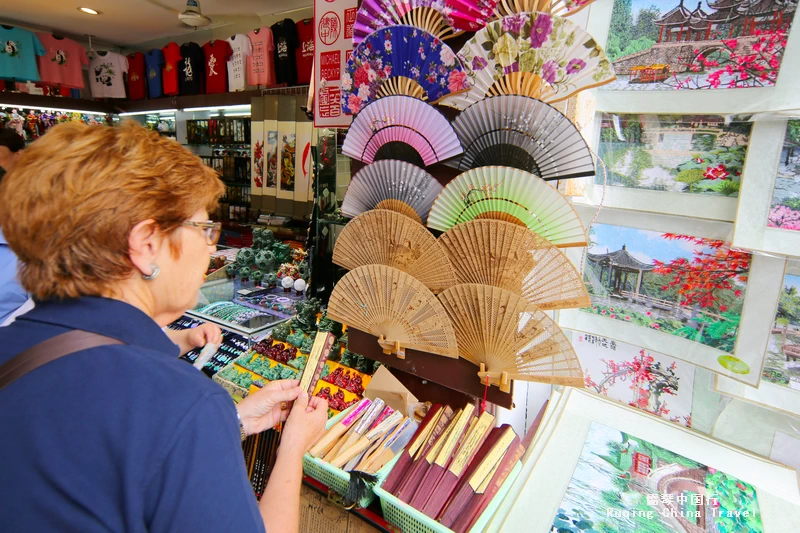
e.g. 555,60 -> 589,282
162,42 -> 182,96
271,19 -> 299,86
295,19 -> 314,85
89,51 -> 128,98
0,26 -> 46,82
126,52 -> 146,101
144,49 -> 165,98
247,28 -> 275,86
225,35 -> 252,92
179,42 -> 204,95
202,40 -> 232,94
35,34 -> 88,88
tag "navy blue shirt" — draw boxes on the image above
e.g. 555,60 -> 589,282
145,49 -> 165,98
0,297 -> 265,532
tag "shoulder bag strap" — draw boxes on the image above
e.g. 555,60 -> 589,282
0,330 -> 124,390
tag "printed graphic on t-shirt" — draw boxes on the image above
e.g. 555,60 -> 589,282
2,40 -> 21,58
52,50 -> 69,65
94,63 -> 115,86
148,67 -> 157,79
184,57 -> 195,80
252,42 -> 264,74
208,54 -> 218,76
166,63 -> 173,72
277,39 -> 288,59
301,41 -> 313,56
131,72 -> 140,82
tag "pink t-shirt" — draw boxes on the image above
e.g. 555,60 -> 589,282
35,33 -> 88,89
247,28 -> 275,86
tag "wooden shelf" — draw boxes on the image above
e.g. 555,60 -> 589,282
0,92 -> 114,114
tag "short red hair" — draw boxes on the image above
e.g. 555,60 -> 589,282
0,121 -> 224,300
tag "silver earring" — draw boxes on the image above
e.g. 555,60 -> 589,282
142,264 -> 160,281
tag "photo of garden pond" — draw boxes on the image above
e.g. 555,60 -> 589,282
761,273 -> 800,389
767,121 -> 800,231
581,223 -> 751,354
551,423 -> 764,533
597,114 -> 751,195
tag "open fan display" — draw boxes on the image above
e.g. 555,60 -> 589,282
341,160 -> 443,223
438,284 -> 583,391
327,264 -> 459,358
494,0 -> 597,18
427,166 -> 587,247
341,95 -> 463,167
447,95 -> 595,181
333,209 -> 456,292
342,26 -> 470,115
437,12 -> 615,110
438,219 -> 590,309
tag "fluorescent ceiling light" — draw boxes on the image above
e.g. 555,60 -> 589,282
78,7 -> 101,15
118,109 -> 178,116
0,103 -> 107,115
183,104 -> 251,113
222,111 -> 251,117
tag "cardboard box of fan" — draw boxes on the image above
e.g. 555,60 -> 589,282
299,485 -> 382,533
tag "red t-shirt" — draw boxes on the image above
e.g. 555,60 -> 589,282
162,42 -> 182,96
126,52 -> 146,101
295,18 -> 314,85
202,40 -> 233,94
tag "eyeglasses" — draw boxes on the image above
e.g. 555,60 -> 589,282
182,220 -> 222,246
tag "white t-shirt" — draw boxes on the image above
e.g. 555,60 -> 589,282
226,35 -> 252,92
89,51 -> 129,98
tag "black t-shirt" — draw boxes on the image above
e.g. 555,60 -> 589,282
179,42 -> 205,95
271,19 -> 299,85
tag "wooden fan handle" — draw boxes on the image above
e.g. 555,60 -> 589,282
477,364 -> 511,393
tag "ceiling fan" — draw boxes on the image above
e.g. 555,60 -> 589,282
144,0 -> 258,29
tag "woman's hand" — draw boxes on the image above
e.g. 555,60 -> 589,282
236,380 -> 303,436
165,323 -> 223,356
280,392 -> 328,457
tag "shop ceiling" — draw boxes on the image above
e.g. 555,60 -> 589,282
0,0 -> 311,46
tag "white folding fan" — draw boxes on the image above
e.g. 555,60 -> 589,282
494,0 -> 597,18
447,95 -> 595,181
427,166 -> 587,247
341,95 -> 463,167
438,12 -> 615,110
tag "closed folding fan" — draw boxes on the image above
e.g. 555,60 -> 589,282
438,12 -> 615,110
341,160 -> 443,223
438,284 -> 583,390
341,96 -> 463,167
447,95 -> 594,181
427,166 -> 587,247
495,0 -> 597,18
327,264 -> 459,358
333,209 -> 456,292
342,26 -> 469,115
438,219 -> 589,309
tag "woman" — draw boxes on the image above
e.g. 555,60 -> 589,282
0,121 -> 327,532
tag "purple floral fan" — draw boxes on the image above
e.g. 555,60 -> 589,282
342,25 -> 470,115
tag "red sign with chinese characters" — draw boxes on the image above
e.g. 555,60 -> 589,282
314,0 -> 356,127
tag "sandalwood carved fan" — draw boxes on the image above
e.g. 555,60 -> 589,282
438,284 -> 583,391
447,95 -> 595,181
438,219 -> 589,309
327,264 -> 459,359
332,209 -> 456,292
438,12 -> 615,110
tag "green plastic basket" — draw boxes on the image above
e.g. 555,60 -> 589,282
372,461 -> 522,533
302,409 -> 401,509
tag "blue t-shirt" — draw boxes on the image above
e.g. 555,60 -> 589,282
145,48 -> 165,98
0,297 -> 266,532
0,228 -> 28,324
0,26 -> 46,81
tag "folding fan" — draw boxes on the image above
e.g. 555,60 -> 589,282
327,264 -> 459,358
438,219 -> 589,309
437,12 -> 615,110
333,209 -> 456,292
352,0 -> 499,45
427,166 -> 587,247
438,284 -> 584,391
342,26 -> 470,115
494,0 -> 597,18
447,95 -> 594,181
341,160 -> 443,223
341,96 -> 463,166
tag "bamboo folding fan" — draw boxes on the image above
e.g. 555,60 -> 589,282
342,26 -> 470,115
341,96 -> 463,167
437,12 -> 615,110
341,160 -> 443,223
426,166 -> 587,247
438,284 -> 583,391
327,264 -> 459,358
494,0 -> 597,18
332,209 -> 456,292
447,95 -> 595,181
438,219 -> 589,309
352,0 -> 499,44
